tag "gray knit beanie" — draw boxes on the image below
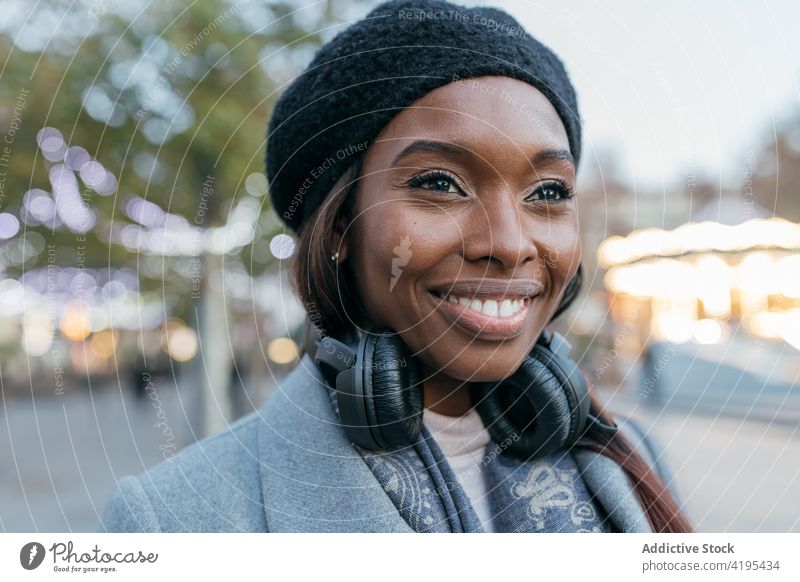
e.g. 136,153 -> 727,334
266,0 -> 581,233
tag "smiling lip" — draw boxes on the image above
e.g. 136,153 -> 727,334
428,279 -> 544,300
427,279 -> 543,341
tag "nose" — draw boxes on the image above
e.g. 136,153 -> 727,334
463,192 -> 538,272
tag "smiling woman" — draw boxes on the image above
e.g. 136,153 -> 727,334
99,0 -> 692,534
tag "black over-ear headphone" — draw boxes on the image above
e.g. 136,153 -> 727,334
307,321 -> 618,461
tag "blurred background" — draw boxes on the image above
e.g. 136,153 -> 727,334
0,0 -> 797,532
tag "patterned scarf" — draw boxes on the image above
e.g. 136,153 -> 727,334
324,387 -> 615,533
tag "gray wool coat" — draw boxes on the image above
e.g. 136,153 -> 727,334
97,353 -> 681,533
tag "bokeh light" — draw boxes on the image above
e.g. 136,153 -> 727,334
60,307 -> 92,342
0,213 -> 20,239
163,318 -> 199,362
267,337 -> 298,364
22,310 -> 54,356
90,329 -> 118,359
245,172 -> 267,196
269,234 -> 295,260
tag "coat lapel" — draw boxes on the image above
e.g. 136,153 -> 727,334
571,448 -> 653,532
257,353 -> 414,532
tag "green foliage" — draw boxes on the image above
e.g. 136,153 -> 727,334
0,0 -> 370,288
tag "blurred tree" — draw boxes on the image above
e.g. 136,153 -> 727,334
750,108 -> 800,221
0,0 -> 375,422
0,0 -> 372,323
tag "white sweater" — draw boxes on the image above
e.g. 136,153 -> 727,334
422,407 -> 495,532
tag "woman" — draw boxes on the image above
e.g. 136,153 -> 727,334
99,0 -> 692,533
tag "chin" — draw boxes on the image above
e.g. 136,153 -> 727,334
420,345 -> 530,383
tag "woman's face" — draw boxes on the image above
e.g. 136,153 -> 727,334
338,75 -> 581,382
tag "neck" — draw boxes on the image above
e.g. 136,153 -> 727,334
421,366 -> 473,417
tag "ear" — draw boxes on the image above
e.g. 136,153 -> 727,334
327,165 -> 360,263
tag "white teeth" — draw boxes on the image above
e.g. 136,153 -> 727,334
438,292 -> 528,318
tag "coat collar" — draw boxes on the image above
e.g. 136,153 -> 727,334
257,353 -> 414,532
572,449 -> 652,532
257,353 -> 651,532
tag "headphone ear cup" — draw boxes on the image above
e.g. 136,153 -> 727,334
472,344 -> 590,461
362,329 -> 423,450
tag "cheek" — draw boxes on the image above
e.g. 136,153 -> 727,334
349,204 -> 457,323
350,224 -> 393,313
537,219 -> 581,285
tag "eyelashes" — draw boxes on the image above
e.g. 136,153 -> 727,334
405,170 -> 575,203
526,181 -> 575,203
406,170 -> 463,194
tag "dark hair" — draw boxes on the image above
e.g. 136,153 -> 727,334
289,154 -> 693,533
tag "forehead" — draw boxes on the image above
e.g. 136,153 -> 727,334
373,75 -> 570,154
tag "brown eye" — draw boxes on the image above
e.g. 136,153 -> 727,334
407,171 -> 464,195
426,178 -> 454,192
525,181 -> 574,203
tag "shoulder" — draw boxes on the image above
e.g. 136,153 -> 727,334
97,408 -> 267,533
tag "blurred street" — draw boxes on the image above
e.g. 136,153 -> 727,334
602,390 -> 800,533
2,378 -> 210,532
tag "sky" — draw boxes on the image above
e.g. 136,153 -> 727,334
475,0 -> 800,192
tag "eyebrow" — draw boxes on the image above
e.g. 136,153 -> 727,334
390,139 -> 575,169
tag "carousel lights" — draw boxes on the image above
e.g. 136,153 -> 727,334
598,217 -> 800,269
599,217 -> 800,349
